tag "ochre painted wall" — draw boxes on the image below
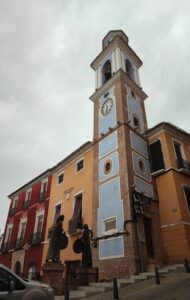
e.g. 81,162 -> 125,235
42,147 -> 93,266
148,127 -> 190,263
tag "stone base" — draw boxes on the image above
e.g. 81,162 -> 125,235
42,262 -> 64,295
77,267 -> 98,286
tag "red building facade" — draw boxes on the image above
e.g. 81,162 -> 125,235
0,169 -> 52,279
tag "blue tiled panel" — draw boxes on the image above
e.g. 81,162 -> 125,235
99,237 -> 124,259
127,90 -> 145,133
98,177 -> 124,236
130,131 -> 148,158
99,152 -> 119,182
134,176 -> 154,198
99,87 -> 116,135
99,131 -> 118,159
132,152 -> 151,181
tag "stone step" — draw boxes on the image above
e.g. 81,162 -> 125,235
55,291 -> 87,300
158,268 -> 170,274
167,266 -> 178,271
130,274 -> 147,281
90,282 -> 120,288
77,285 -> 107,293
173,264 -> 184,268
118,278 -> 135,284
140,272 -> 155,278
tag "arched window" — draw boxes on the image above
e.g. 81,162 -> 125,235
14,261 -> 21,276
125,59 -> 135,81
102,60 -> 112,84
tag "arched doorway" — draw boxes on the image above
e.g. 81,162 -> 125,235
28,263 -> 37,280
14,261 -> 21,276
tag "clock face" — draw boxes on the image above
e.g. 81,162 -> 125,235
101,98 -> 113,116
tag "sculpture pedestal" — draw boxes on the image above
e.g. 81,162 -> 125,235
77,267 -> 98,285
42,262 -> 64,295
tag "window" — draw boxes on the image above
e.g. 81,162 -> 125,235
149,140 -> 165,172
39,179 -> 48,202
76,159 -> 84,172
31,212 -> 44,245
102,60 -> 112,84
9,197 -> 18,216
131,90 -> 136,99
57,173 -> 64,184
16,219 -> 27,249
41,180 -> 48,193
104,160 -> 112,175
5,225 -> 13,244
125,59 -> 135,81
184,187 -> 190,213
104,217 -> 117,234
24,189 -> 31,209
2,224 -> 13,251
68,193 -> 83,234
138,158 -> 146,173
132,113 -> 140,130
174,141 -> 185,169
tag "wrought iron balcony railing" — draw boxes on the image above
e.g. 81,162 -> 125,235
39,190 -> 46,202
68,217 -> 83,235
15,237 -> 24,250
30,232 -> 42,246
177,158 -> 190,171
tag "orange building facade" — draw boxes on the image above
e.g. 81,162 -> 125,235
42,142 -> 93,269
147,122 -> 190,263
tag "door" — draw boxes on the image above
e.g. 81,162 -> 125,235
14,262 -> 21,277
144,217 -> 154,258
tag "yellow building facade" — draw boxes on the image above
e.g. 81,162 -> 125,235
147,122 -> 190,263
42,142 -> 93,267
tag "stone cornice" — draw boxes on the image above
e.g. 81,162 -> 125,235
89,69 -> 147,102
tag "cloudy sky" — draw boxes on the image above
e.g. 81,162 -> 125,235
0,0 -> 190,233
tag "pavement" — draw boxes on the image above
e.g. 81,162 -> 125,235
55,268 -> 190,300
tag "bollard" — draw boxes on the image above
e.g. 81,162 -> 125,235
155,267 -> 160,285
64,288 -> 69,300
113,277 -> 119,299
184,258 -> 190,273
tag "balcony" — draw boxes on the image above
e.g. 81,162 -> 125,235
23,200 -> 30,210
30,232 -> 42,246
177,159 -> 190,172
0,242 -> 8,253
9,207 -> 16,217
68,217 -> 83,235
15,237 -> 24,250
39,191 -> 46,202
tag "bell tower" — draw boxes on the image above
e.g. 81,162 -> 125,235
90,30 -> 163,279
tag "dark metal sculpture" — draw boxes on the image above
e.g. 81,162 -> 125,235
81,224 -> 92,268
46,215 -> 68,262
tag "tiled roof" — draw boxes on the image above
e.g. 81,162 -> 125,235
146,122 -> 190,139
